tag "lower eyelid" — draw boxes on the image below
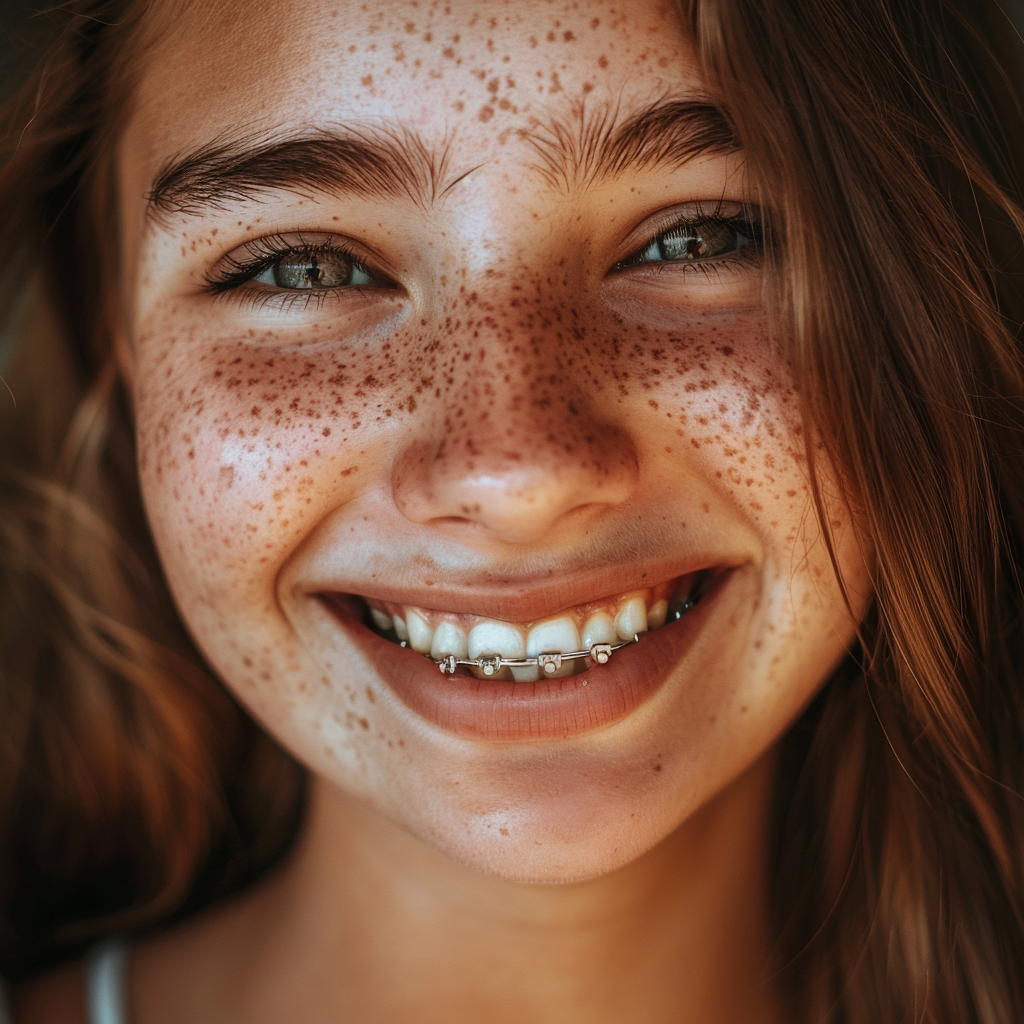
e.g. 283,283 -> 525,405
616,248 -> 762,278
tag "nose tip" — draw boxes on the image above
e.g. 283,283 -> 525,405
392,429 -> 638,546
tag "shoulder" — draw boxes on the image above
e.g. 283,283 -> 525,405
9,959 -> 86,1024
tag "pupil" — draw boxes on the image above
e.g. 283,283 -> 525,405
659,221 -> 737,262
273,251 -> 352,289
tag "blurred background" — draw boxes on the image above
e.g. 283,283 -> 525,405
0,0 -> 37,100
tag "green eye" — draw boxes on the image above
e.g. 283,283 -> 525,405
622,216 -> 762,268
254,250 -> 375,290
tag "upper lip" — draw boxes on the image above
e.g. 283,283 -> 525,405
302,554 -> 736,622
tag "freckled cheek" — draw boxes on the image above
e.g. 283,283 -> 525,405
629,331 -> 868,620
623,323 -> 808,513
134,362 -> 378,601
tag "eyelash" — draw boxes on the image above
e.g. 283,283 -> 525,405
616,206 -> 764,276
204,233 -> 388,305
204,207 -> 763,309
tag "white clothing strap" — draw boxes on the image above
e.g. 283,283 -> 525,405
85,938 -> 130,1024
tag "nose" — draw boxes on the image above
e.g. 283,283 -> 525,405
391,302 -> 639,547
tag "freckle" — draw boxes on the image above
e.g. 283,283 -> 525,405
478,105 -> 494,122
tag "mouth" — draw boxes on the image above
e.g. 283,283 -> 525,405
316,568 -> 727,742
357,572 -> 708,680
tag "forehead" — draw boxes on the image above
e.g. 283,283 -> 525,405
126,0 -> 702,182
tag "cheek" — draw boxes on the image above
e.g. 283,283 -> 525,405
132,321 -> 432,607
624,314 -> 864,649
623,313 -> 810,522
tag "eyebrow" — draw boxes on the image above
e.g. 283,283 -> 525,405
147,124 -> 453,218
522,99 -> 741,190
146,100 -> 739,219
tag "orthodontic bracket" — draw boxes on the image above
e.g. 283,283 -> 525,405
430,635 -> 641,676
391,591 -> 701,677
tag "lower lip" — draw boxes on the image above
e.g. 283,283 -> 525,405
321,581 -> 724,742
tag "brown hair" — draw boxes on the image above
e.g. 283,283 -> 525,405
0,1 -> 304,980
2,0 -> 1024,1019
686,0 -> 1024,1018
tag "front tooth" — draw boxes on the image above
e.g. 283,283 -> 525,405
581,612 -> 617,650
406,609 -> 434,654
527,617 -> 580,678
614,595 -> 648,640
369,606 -> 393,632
431,621 -> 468,660
468,620 -> 525,660
468,621 -> 525,680
647,600 -> 668,630
392,615 -> 409,642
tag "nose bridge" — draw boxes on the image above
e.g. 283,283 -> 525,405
391,275 -> 638,545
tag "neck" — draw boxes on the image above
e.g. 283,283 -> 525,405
137,753 -> 783,1024
266,754 -> 779,1023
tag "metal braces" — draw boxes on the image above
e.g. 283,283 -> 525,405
425,634 -> 641,676
405,594 -> 700,676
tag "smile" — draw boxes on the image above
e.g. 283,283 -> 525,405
314,564 -> 732,741
359,572 -> 708,680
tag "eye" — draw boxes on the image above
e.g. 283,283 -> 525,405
252,249 -> 376,290
205,234 -> 394,298
617,212 -> 762,270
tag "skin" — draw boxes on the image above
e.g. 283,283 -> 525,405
17,0 -> 873,1021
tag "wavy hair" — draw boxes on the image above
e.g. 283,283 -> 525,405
0,0 -> 304,980
685,0 -> 1024,1019
2,1 -> 1024,1019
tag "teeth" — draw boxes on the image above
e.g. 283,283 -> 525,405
526,617 -> 581,679
365,574 -> 703,676
614,595 -> 648,641
581,612 -> 617,650
468,620 -> 525,660
647,600 -> 668,630
370,606 -> 393,632
431,621 -> 468,660
468,620 -> 525,680
406,609 -> 434,654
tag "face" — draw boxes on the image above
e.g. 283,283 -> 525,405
118,0 -> 871,882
